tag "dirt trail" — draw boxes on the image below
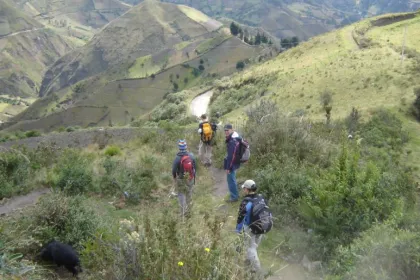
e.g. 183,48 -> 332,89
190,90 -> 213,117
0,188 -> 50,216
0,28 -> 45,39
209,166 -> 227,198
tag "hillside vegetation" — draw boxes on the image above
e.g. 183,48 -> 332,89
1,101 -> 420,280
0,0 -> 78,121
207,11 -> 420,122
38,0 -> 225,97
13,0 -> 129,29
127,0 -> 420,40
5,0 -> 274,131
2,7 -> 420,280
0,0 -> 41,36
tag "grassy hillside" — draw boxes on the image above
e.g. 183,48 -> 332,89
1,103 -> 420,279
127,0 -> 420,40
8,36 -> 270,131
38,0 -> 225,97
3,8 -> 420,280
0,1 -> 77,120
5,0 -> 274,131
0,0 -> 42,36
13,0 -> 129,29
208,11 -> 420,123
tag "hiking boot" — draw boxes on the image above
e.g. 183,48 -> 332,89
225,198 -> 238,203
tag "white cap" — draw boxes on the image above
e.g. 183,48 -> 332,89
241,180 -> 256,189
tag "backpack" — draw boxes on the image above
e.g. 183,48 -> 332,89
202,122 -> 213,143
245,195 -> 273,234
211,122 -> 218,132
234,137 -> 250,163
180,154 -> 195,180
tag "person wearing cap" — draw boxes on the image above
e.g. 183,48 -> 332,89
236,180 -> 264,273
172,139 -> 197,216
224,123 -> 240,202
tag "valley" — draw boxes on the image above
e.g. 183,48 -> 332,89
1,1 -> 420,280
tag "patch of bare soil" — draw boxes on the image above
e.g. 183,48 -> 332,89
0,188 -> 50,216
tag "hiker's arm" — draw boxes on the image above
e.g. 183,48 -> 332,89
172,157 -> 179,179
236,200 -> 247,233
190,153 -> 197,173
227,140 -> 238,171
198,123 -> 203,134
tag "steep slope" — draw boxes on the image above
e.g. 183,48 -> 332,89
126,0 -> 420,40
0,0 -> 75,121
5,0 -> 272,130
0,0 -> 42,36
39,0 -> 224,97
13,0 -> 130,29
206,11 -> 420,122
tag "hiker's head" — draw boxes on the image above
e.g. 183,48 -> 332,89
241,179 -> 257,194
224,124 -> 233,136
200,114 -> 207,121
178,139 -> 187,151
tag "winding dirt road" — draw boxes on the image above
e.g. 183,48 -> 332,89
190,90 -> 213,117
0,28 -> 45,40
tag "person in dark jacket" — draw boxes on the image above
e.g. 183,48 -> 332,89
236,180 -> 264,273
224,123 -> 241,202
172,139 -> 196,216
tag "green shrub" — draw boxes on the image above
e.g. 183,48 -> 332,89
66,126 -> 75,132
329,223 -> 420,279
81,211 -> 252,279
253,158 -> 311,221
24,130 -> 41,138
236,61 -> 245,70
104,145 -> 121,157
53,150 -> 93,195
30,192 -> 100,249
0,150 -> 32,199
299,145 -> 416,260
0,246 -> 45,279
150,91 -> 188,122
360,109 -> 408,151
244,100 -> 334,167
412,86 -> 420,121
209,73 -> 277,117
98,156 -> 158,202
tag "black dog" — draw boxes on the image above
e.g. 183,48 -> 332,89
39,240 -> 83,277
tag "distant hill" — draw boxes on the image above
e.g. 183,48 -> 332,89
125,0 -> 420,40
206,10 -> 420,124
0,0 -> 76,121
0,0 -> 42,36
6,0 -> 273,130
38,0 -> 226,97
13,0 -> 130,29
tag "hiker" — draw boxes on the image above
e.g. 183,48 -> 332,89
236,180 -> 273,273
172,140 -> 196,216
224,123 -> 240,202
198,114 -> 217,166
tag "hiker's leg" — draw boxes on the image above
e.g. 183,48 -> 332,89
186,179 -> 194,211
176,179 -> 187,215
246,232 -> 262,272
198,140 -> 205,164
227,170 -> 238,200
177,192 -> 186,216
206,144 -> 213,165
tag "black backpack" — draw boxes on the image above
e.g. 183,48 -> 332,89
234,137 -> 250,164
245,194 -> 273,234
